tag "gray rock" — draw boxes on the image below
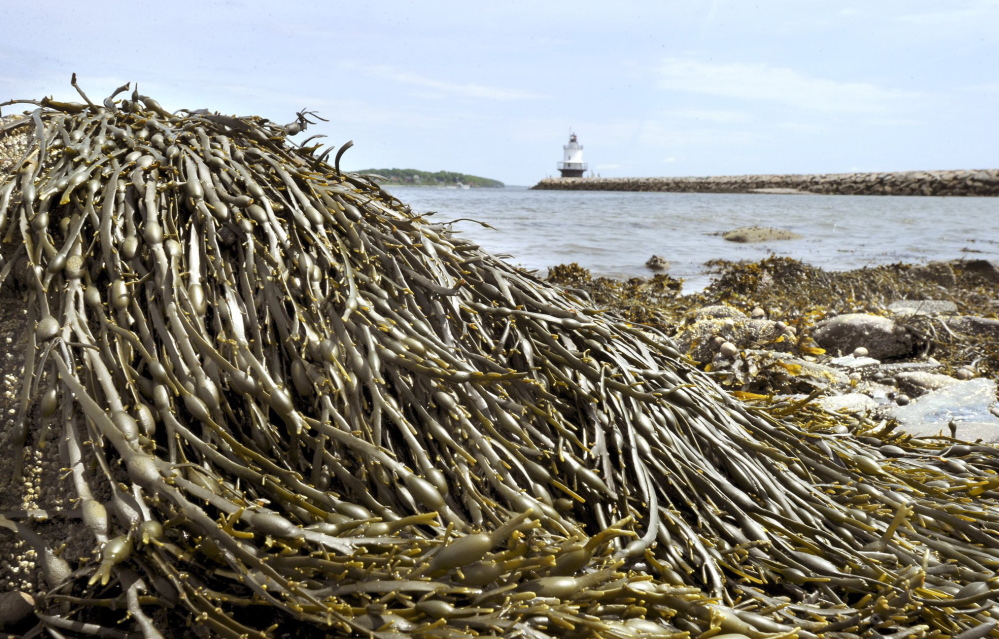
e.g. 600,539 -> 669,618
887,300 -> 957,316
689,305 -> 746,321
722,226 -> 803,243
889,378 -> 999,442
816,393 -> 878,416
880,358 -> 942,374
908,262 -> 957,288
894,371 -> 959,398
811,313 -> 915,360
946,315 -> 999,339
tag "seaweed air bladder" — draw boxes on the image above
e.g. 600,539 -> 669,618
1,79 -> 998,638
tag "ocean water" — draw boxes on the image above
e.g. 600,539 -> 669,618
387,186 -> 999,292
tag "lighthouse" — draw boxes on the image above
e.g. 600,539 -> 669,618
557,132 -> 588,178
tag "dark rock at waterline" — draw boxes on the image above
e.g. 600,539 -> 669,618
811,313 -> 916,360
960,259 -> 999,284
645,255 -> 669,270
722,226 -> 802,243
908,261 -> 957,288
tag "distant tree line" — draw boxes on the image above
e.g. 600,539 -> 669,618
360,168 -> 504,188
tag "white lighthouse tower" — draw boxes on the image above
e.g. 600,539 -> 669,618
557,132 -> 587,178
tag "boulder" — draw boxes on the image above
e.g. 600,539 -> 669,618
722,226 -> 802,243
887,300 -> 957,316
889,378 -> 999,442
811,313 -> 915,360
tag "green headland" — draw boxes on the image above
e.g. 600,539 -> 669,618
360,168 -> 504,188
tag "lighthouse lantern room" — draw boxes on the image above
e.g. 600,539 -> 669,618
557,133 -> 587,178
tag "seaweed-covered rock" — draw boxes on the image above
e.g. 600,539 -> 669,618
688,304 -> 747,321
726,349 -> 850,393
908,261 -> 957,288
812,313 -> 916,360
674,317 -> 790,363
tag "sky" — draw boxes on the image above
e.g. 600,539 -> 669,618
1,1 -> 996,185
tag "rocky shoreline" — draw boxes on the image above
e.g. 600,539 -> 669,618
548,257 -> 999,441
533,169 -> 999,196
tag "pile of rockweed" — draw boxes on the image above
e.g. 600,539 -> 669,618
1,86 -> 999,639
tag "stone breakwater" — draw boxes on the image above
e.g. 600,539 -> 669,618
532,169 -> 999,196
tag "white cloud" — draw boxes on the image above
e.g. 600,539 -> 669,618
343,63 -> 544,101
655,58 -> 915,113
898,1 -> 999,25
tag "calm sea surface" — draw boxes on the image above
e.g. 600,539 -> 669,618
387,186 -> 999,292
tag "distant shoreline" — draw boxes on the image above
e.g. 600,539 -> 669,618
361,168 -> 504,188
532,169 -> 999,196
379,183 -> 503,189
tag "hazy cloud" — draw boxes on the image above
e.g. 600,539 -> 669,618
655,58 -> 915,113
898,1 -> 999,25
